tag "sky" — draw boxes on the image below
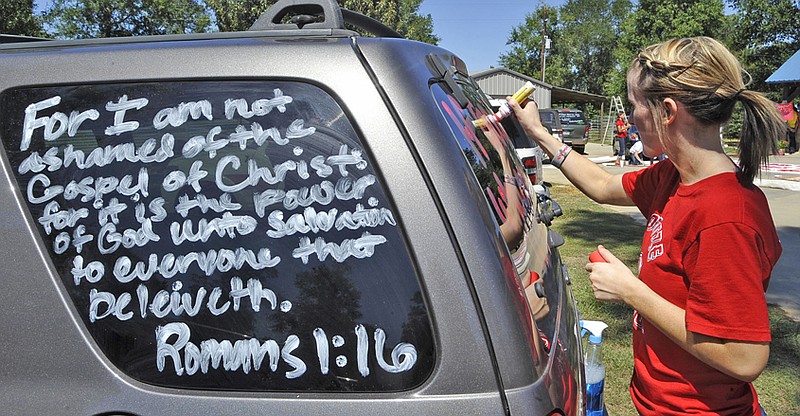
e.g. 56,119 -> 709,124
418,0 -> 564,72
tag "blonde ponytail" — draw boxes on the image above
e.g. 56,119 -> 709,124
736,90 -> 785,184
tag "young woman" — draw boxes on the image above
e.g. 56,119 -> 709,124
508,37 -> 783,415
615,112 -> 629,166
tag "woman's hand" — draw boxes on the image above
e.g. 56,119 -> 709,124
506,97 -> 559,150
584,245 -> 644,304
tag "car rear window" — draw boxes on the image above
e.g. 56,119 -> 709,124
557,110 -> 586,125
538,111 -> 556,124
0,80 -> 434,392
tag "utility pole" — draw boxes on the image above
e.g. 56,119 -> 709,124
540,6 -> 549,83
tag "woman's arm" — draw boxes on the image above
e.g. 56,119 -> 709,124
586,246 -> 770,382
507,98 -> 633,206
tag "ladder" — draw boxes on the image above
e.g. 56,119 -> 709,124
602,96 -> 627,145
612,95 -> 628,123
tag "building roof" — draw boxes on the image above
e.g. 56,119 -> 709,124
471,67 -> 553,89
550,86 -> 607,105
471,67 -> 608,106
766,49 -> 800,84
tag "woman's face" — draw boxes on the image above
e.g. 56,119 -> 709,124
627,76 -> 664,157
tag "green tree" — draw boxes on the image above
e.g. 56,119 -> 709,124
394,0 -> 438,44
501,0 -> 629,96
727,0 -> 800,94
43,0 -> 212,39
557,0 -> 631,94
626,0 -> 727,45
500,6 -> 564,83
1,0 -> 45,37
204,0 -> 273,32
607,0 -> 729,100
208,0 -> 439,44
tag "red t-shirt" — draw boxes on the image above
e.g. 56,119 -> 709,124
615,119 -> 627,138
622,160 -> 781,416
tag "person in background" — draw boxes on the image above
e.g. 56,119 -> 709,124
508,36 -> 782,415
628,120 -> 642,164
777,100 -> 798,154
628,120 -> 640,142
629,138 -> 645,165
615,112 -> 628,166
789,102 -> 798,154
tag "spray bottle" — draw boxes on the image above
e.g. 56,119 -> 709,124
581,320 -> 609,416
473,81 -> 536,127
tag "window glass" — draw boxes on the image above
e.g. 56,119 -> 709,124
557,111 -> 586,125
538,111 -> 556,124
0,81 -> 434,392
500,117 -> 536,150
431,78 -> 557,359
432,85 -> 532,229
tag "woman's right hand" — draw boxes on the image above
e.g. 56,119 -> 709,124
506,97 -> 558,149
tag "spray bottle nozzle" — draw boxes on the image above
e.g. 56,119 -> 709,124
580,320 -> 608,344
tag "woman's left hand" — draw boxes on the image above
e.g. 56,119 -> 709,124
585,245 -> 644,304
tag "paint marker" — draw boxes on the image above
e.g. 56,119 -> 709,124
474,81 -> 536,127
589,249 -> 607,263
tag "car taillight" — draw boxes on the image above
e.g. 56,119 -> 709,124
523,157 -> 538,184
584,125 -> 589,138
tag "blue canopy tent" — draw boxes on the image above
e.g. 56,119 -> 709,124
766,48 -> 800,101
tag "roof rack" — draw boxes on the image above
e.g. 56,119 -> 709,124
249,0 -> 402,38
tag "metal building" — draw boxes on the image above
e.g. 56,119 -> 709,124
472,67 -> 553,108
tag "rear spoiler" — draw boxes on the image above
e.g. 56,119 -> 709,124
0,34 -> 50,44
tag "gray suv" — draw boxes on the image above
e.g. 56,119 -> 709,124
0,1 -> 583,414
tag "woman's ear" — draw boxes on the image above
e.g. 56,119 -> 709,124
662,98 -> 678,126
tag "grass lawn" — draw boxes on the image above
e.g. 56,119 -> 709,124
548,184 -> 800,415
